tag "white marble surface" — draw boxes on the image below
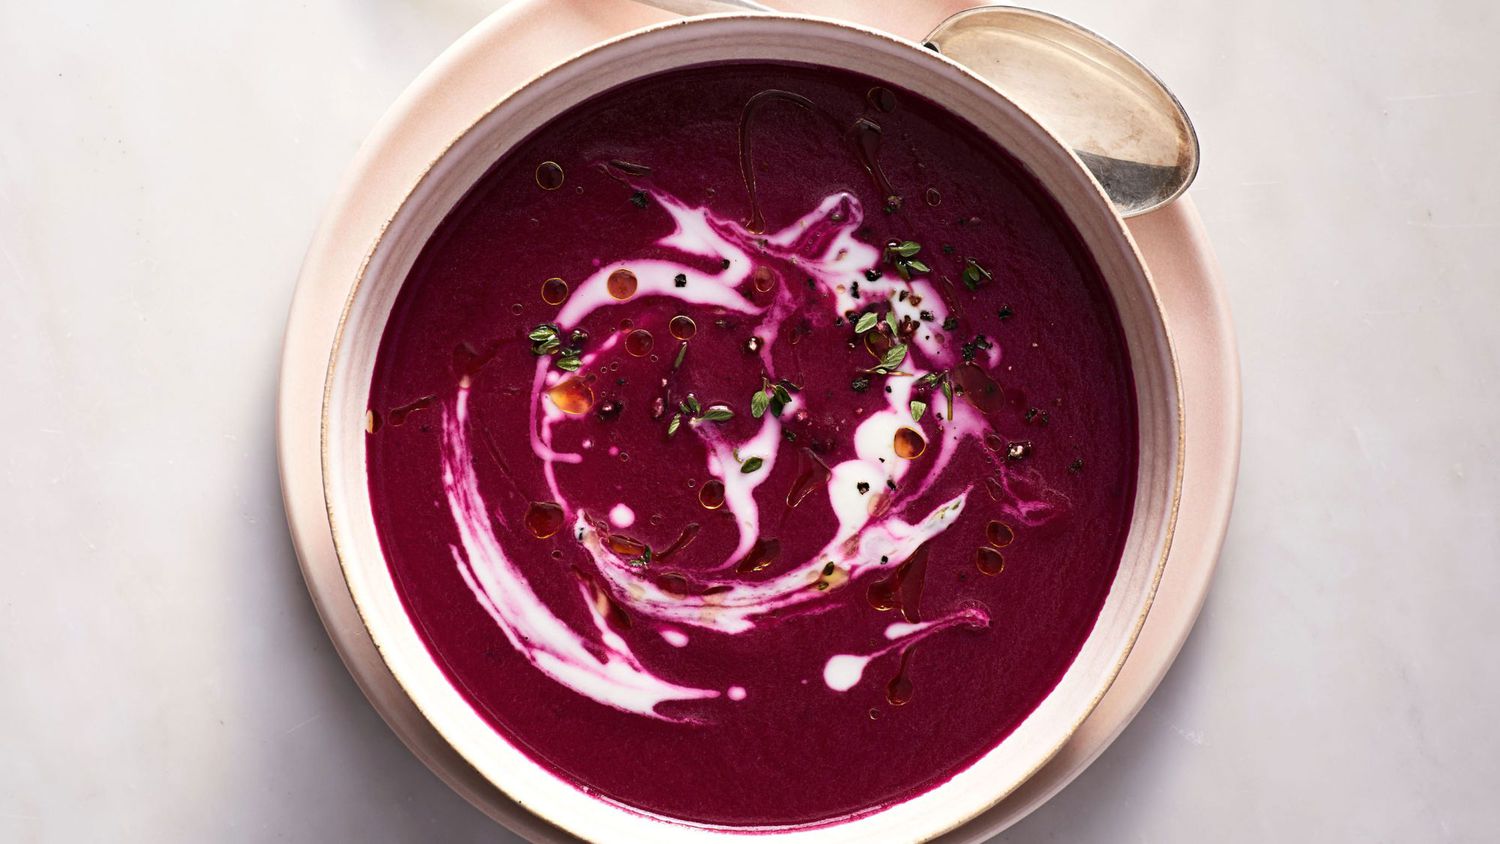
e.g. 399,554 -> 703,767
1,0 -> 1497,841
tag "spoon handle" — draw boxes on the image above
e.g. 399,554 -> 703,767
628,0 -> 773,15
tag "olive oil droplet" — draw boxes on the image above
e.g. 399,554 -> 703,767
524,501 -> 565,539
546,377 -> 594,415
541,277 -> 569,305
698,480 -> 726,510
976,546 -> 1006,575
625,329 -> 654,357
535,161 -> 564,190
669,315 -> 697,341
893,427 -> 926,459
986,521 -> 1015,548
607,268 -> 638,300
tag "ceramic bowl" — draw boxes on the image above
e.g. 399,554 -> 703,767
318,13 -> 1181,843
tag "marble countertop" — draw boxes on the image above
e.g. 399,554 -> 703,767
1,0 -> 1496,841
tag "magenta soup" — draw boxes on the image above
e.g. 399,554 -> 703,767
365,61 -> 1137,827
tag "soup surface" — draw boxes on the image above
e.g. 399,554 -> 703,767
365,62 -> 1138,826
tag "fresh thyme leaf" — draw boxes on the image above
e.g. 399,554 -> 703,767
740,456 -> 764,474
772,383 -> 792,404
910,400 -> 927,422
854,312 -> 879,334
751,389 -> 770,418
556,354 -> 581,372
667,413 -> 682,436
697,405 -> 734,423
879,344 -> 908,372
629,546 -> 653,568
895,240 -> 922,258
885,309 -> 900,336
914,371 -> 942,389
673,342 -> 687,369
529,323 -> 563,356
962,259 -> 993,290
941,379 -> 954,419
685,394 -> 701,416
905,259 -> 930,273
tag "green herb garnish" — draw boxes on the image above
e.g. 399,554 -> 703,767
867,343 -> 908,375
751,389 -> 770,418
854,312 -> 879,334
529,322 -> 584,371
667,413 -> 682,437
910,400 -> 927,422
962,259 -> 993,290
529,323 -> 561,356
884,240 -> 931,280
753,379 -> 795,417
673,342 -> 687,370
740,456 -> 764,474
696,405 -> 734,424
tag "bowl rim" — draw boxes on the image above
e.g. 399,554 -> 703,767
316,12 -> 1183,842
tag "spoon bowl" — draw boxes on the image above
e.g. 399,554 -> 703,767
924,5 -> 1199,216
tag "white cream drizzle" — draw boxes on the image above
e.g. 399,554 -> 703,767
443,388 -> 719,719
821,607 -> 991,693
439,187 -> 1024,717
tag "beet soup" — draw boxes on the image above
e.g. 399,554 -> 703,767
365,62 -> 1138,827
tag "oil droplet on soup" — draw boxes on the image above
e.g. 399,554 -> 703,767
735,537 -> 782,573
607,268 -> 638,300
546,377 -> 594,415
669,315 -> 697,340
535,160 -> 564,190
698,480 -> 726,510
986,521 -> 1015,548
893,427 -> 926,459
541,277 -> 569,305
524,501 -> 565,539
976,546 -> 1005,575
625,329 -> 654,357
866,86 -> 897,113
605,533 -> 648,558
752,265 -> 777,293
886,648 -> 915,705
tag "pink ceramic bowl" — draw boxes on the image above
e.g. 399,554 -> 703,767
316,13 -> 1180,843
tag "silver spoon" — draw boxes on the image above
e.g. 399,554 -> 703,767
627,1 -> 1199,217
923,6 -> 1198,216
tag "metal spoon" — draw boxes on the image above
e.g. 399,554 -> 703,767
923,6 -> 1198,216
626,1 -> 1198,216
